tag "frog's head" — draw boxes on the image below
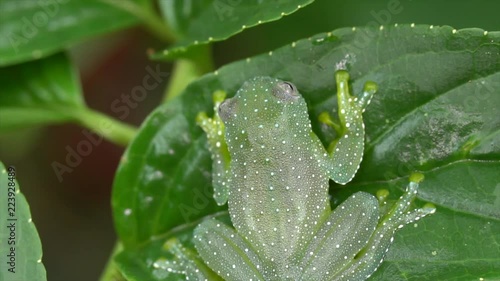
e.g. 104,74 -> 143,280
218,76 -> 310,146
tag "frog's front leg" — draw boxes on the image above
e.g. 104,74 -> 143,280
320,71 -> 378,184
197,91 -> 231,205
193,219 -> 267,281
299,173 -> 435,281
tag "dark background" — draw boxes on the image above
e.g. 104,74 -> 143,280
0,0 -> 498,280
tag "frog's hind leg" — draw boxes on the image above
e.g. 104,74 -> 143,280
152,238 -> 219,280
197,90 -> 232,205
299,192 -> 379,281
194,218 -> 266,281
328,173 -> 436,281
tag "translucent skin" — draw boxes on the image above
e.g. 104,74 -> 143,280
219,77 -> 331,275
191,73 -> 434,280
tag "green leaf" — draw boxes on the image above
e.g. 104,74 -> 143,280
112,25 -> 500,280
0,161 -> 46,281
0,52 -> 137,146
0,52 -> 84,131
112,97 -> 225,247
154,0 -> 314,59
343,161 -> 500,280
0,0 -> 142,66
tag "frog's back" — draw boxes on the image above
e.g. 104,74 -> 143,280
220,77 -> 331,273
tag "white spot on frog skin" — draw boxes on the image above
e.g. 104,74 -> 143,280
124,209 -> 132,216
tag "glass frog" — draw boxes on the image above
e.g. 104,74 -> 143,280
181,71 -> 436,280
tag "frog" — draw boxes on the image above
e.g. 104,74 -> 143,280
167,70 -> 436,280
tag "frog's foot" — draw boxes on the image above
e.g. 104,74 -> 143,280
335,173 -> 435,281
196,90 -> 231,205
152,238 -> 213,280
193,219 -> 267,281
324,71 -> 378,185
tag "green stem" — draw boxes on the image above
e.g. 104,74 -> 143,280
163,45 -> 214,103
72,108 -> 137,147
99,242 -> 125,281
101,0 -> 176,43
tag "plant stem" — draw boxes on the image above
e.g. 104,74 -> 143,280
73,108 -> 137,147
163,45 -> 214,103
101,0 -> 176,43
99,242 -> 125,281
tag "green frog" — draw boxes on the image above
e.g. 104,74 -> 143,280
163,71 -> 435,280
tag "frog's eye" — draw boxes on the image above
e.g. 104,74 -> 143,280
273,81 -> 300,101
282,82 -> 295,92
218,97 -> 237,122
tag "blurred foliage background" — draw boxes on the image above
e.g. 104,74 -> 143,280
0,0 -> 498,280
